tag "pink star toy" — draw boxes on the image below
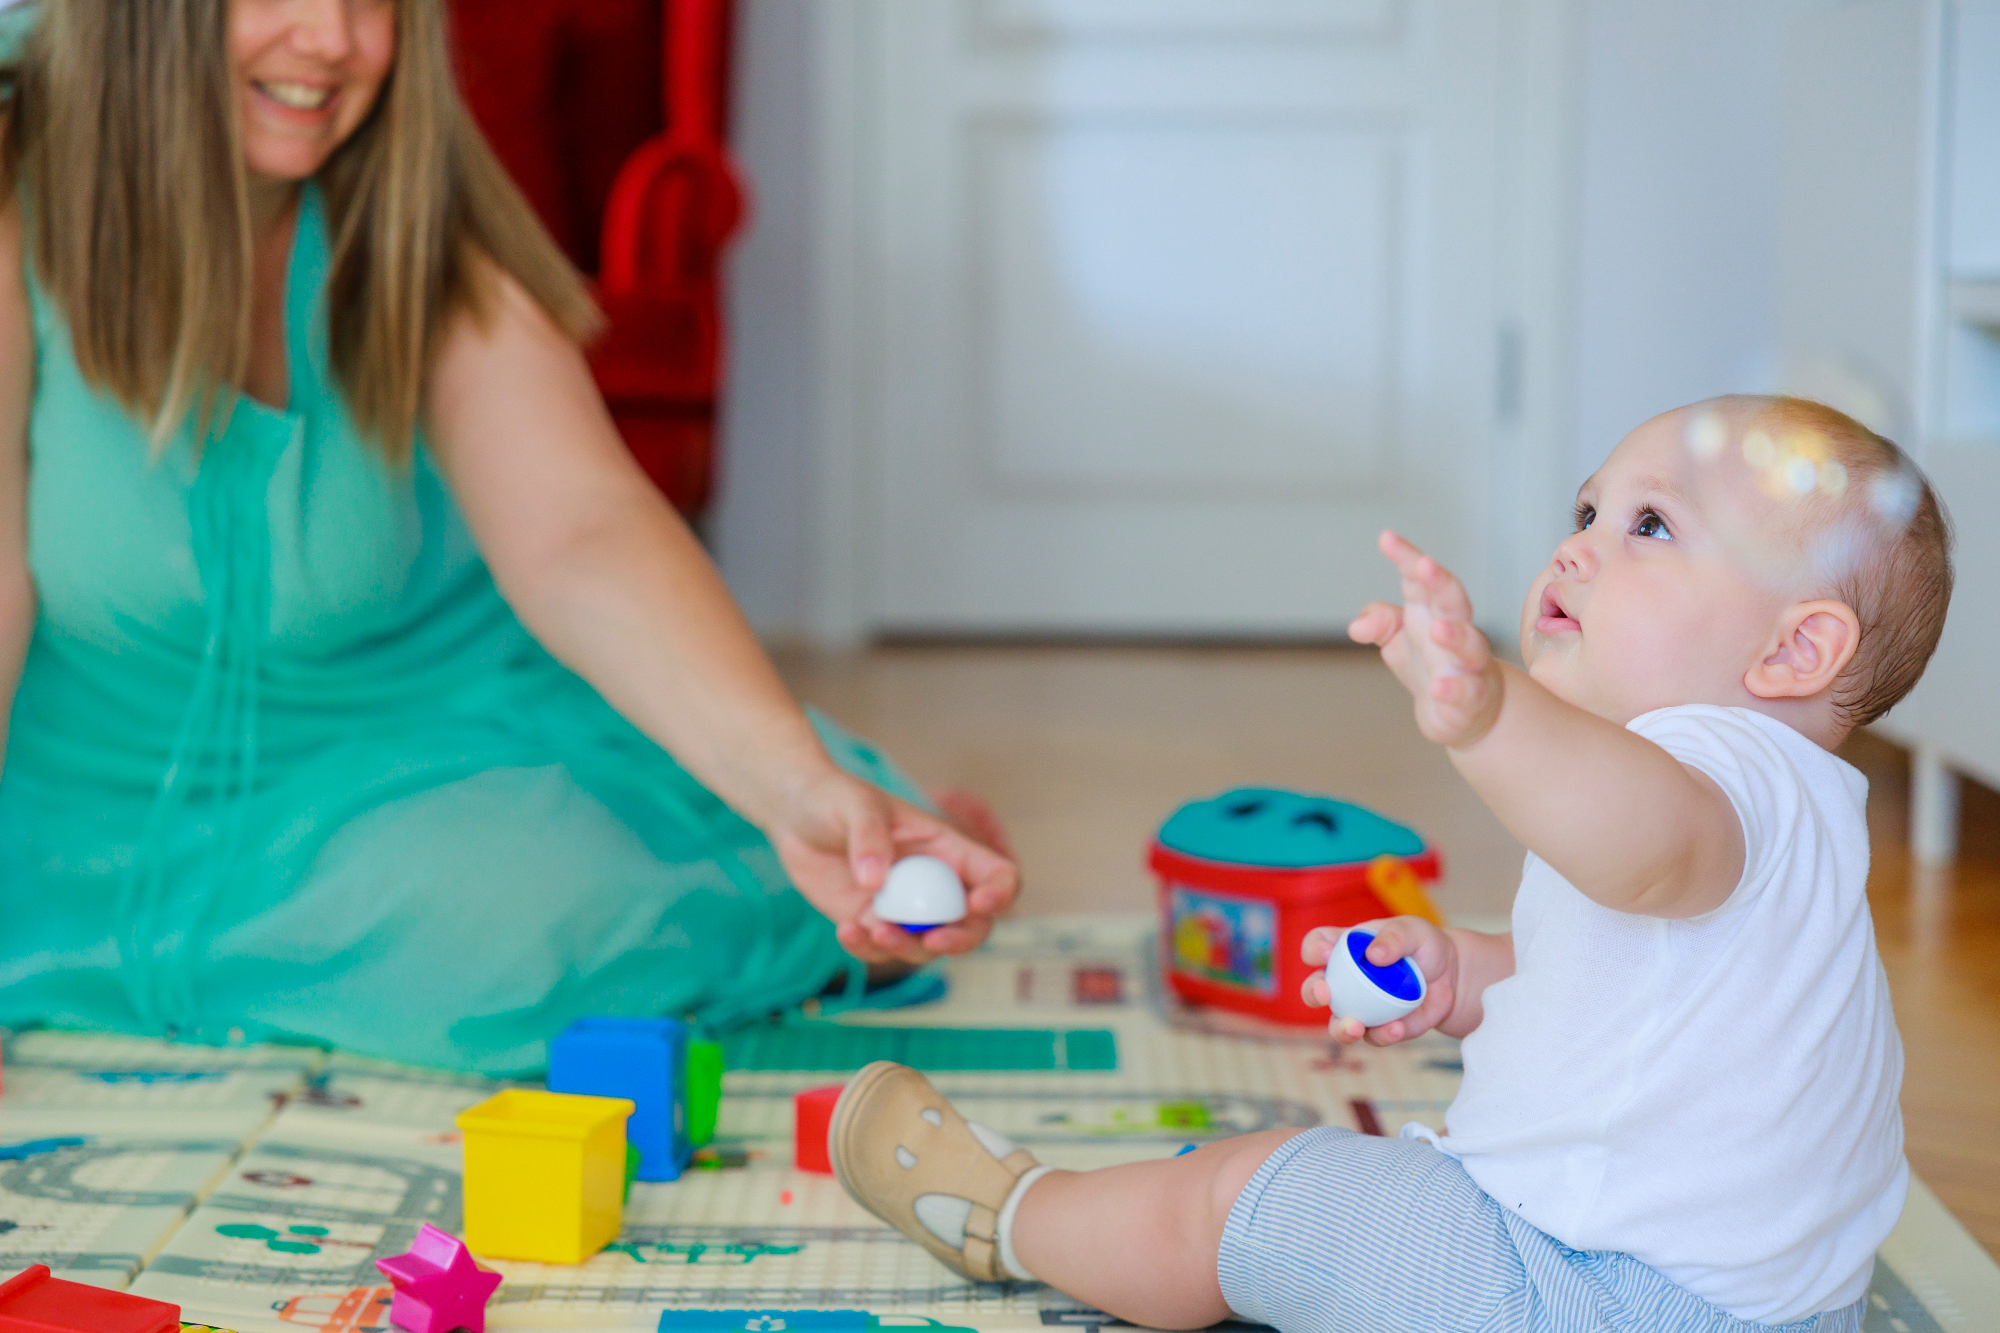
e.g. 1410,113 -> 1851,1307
374,1225 -> 503,1333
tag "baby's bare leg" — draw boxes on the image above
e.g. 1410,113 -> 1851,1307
1012,1129 -> 1301,1330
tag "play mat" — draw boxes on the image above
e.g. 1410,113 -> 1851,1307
1,915 -> 1994,1332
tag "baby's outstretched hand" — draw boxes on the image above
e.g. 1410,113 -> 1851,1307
1348,531 -> 1501,749
1301,917 -> 1458,1046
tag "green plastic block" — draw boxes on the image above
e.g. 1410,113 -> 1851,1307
686,1037 -> 724,1147
624,1140 -> 641,1202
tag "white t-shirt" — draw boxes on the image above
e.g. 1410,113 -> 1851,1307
1439,705 -> 1906,1324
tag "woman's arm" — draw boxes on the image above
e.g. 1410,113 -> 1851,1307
0,203 -> 38,762
423,267 -> 1016,963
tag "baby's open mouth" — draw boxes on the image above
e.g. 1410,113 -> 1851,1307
1536,586 -> 1580,635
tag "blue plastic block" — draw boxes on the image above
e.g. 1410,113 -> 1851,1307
549,1016 -> 690,1181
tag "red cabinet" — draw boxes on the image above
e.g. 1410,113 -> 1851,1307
450,0 -> 743,516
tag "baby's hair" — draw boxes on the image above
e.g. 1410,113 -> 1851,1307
1730,396 -> 1953,730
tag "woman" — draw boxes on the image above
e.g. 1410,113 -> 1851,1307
0,0 -> 1015,1074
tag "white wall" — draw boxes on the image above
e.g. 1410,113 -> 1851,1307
711,0 -> 820,636
715,0 -> 1803,637
1566,0 -> 1789,487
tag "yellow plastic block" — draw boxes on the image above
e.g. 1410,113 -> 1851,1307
455,1089 -> 635,1263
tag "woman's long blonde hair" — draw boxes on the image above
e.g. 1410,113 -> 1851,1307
0,0 -> 598,462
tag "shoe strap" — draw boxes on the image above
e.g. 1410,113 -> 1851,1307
962,1202 -> 1003,1281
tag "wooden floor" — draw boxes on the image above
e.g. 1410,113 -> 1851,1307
780,642 -> 2000,1259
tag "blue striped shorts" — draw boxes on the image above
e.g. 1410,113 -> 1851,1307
1216,1127 -> 1866,1333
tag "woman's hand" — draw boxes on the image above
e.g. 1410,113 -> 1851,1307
768,766 -> 1020,965
1347,530 -> 1503,750
1300,917 -> 1461,1046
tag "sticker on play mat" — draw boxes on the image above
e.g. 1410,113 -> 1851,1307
719,1025 -> 1117,1073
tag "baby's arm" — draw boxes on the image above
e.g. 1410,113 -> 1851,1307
1302,917 -> 1515,1044
1350,532 -> 1744,919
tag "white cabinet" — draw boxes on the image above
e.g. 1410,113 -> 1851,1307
1779,0 -> 2000,859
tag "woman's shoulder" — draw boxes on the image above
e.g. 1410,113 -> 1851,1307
428,244 -> 586,391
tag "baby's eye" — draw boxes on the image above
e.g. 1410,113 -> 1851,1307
1573,503 -> 1595,532
1632,509 -> 1673,540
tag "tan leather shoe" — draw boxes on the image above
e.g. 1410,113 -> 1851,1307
827,1061 -> 1041,1282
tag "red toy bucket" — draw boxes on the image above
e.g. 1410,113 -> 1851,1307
1149,789 -> 1443,1026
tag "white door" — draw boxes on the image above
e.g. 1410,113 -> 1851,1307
859,0 -> 1544,634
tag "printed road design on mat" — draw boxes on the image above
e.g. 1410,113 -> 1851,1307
2,916 -> 1994,1331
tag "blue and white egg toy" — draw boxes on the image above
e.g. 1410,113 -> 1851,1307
1324,928 -> 1426,1029
871,855 -> 969,928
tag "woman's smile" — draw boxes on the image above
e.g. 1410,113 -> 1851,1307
251,79 -> 338,116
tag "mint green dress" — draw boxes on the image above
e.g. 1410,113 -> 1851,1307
0,184 -> 907,1075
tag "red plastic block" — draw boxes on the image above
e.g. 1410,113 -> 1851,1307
793,1084 -> 844,1174
0,1266 -> 180,1333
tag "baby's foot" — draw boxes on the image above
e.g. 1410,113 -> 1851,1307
827,1061 -> 1046,1282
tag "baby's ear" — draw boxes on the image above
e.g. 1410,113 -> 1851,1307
1745,600 -> 1861,701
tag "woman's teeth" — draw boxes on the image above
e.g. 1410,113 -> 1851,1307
258,81 -> 334,111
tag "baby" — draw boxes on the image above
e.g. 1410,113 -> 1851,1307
826,396 -> 1953,1332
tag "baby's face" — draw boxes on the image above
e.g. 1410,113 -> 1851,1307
1520,410 -> 1801,724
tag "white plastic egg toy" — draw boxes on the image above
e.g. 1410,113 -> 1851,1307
1324,927 -> 1426,1029
872,855 -> 968,927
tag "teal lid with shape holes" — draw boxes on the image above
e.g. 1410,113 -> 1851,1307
1156,787 -> 1424,869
